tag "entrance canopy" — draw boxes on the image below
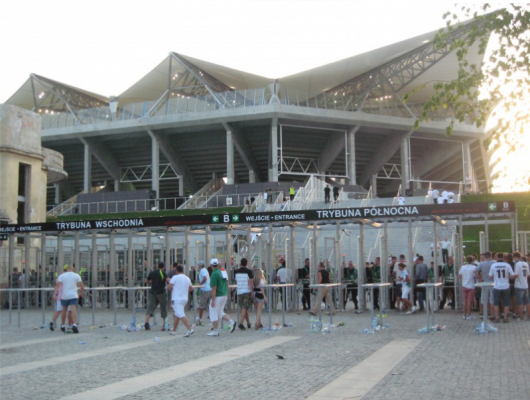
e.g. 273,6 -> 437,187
1,201 -> 516,234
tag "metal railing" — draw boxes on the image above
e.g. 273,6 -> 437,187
39,85 -> 477,131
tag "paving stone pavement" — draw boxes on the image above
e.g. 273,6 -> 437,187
0,305 -> 529,400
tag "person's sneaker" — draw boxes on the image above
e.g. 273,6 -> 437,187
184,329 -> 195,337
463,315 -> 467,320
207,330 -> 219,336
405,310 -> 413,315
308,311 -> 316,316
229,320 -> 236,333
247,323 -> 251,329
238,323 -> 246,331
72,325 -> 79,334
60,325 -> 66,333
197,318 -> 203,326
49,322 -> 54,331
412,306 -> 417,313
161,326 -> 166,332
144,322 -> 150,330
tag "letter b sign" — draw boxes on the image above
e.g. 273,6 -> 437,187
223,215 -> 230,223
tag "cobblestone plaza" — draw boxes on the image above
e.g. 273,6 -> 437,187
1,307 -> 529,399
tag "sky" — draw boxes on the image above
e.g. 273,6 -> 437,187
0,0 -> 456,102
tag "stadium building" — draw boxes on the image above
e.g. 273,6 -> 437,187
2,20 -> 517,312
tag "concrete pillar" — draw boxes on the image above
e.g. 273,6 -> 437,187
179,177 -> 184,197
270,120 -> 278,182
249,170 -> 256,183
152,135 -> 159,199
114,179 -> 120,192
371,175 -> 377,196
84,143 -> 92,193
54,183 -> 61,205
400,137 -> 410,193
463,142 -> 474,190
347,127 -> 357,185
226,129 -> 234,185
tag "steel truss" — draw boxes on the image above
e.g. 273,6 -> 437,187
278,123 -> 349,179
303,20 -> 485,118
120,164 -> 179,183
30,74 -> 109,123
377,163 -> 402,180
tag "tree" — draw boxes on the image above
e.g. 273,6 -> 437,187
408,4 -> 530,191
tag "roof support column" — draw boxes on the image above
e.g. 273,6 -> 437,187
347,127 -> 358,185
462,142 -> 474,191
400,136 -> 411,194
54,183 -> 61,205
84,143 -> 92,193
152,135 -> 159,199
371,175 -> 377,196
179,178 -> 184,197
226,128 -> 234,185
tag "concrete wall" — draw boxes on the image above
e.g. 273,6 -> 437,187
0,105 -> 49,287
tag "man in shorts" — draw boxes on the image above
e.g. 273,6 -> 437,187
196,261 -> 211,325
50,266 -> 73,331
167,265 -> 194,337
53,265 -> 84,333
207,259 -> 236,336
144,262 -> 169,331
513,252 -> 529,320
459,255 -> 478,319
489,253 -> 517,323
234,258 -> 254,330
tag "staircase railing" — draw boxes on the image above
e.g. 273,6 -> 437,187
360,186 -> 373,207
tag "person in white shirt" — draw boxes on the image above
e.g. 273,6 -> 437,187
53,265 -> 84,334
397,196 -> 405,205
513,252 -> 529,320
196,261 -> 211,326
459,255 -> 478,319
441,190 -> 449,202
440,237 -> 451,264
431,188 -> 439,204
437,196 -> 445,204
488,253 -> 517,323
167,265 -> 195,337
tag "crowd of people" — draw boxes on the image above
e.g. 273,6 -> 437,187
39,247 -> 530,335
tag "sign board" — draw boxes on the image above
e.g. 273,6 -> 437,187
0,234 -> 7,241
0,201 -> 516,234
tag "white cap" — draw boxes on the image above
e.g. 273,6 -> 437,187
210,258 -> 218,266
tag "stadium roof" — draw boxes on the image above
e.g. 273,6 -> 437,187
5,20 -> 484,112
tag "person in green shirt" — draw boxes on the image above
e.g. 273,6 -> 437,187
439,256 -> 456,310
207,259 -> 236,336
343,261 -> 359,310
